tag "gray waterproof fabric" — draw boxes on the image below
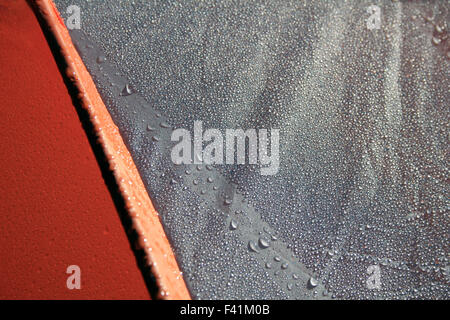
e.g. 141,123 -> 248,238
54,0 -> 448,299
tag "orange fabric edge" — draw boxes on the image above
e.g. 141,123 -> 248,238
33,0 -> 191,300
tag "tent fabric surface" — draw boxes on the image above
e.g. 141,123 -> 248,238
50,0 -> 448,299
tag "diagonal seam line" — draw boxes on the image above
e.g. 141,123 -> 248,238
33,0 -> 191,300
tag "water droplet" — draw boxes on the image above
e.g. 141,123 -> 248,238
96,55 -> 106,63
274,256 -> 281,262
248,241 -> 259,253
224,199 -> 232,206
160,122 -> 170,128
121,84 -> 134,96
287,283 -> 293,291
432,36 -> 441,45
207,177 -> 213,183
308,277 -> 318,288
146,124 -> 155,131
281,262 -> 289,270
265,262 -> 272,269
230,219 -> 238,230
193,179 -> 199,186
152,136 -> 160,142
435,24 -> 445,34
258,237 -> 270,249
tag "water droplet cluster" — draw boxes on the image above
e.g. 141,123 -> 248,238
56,0 -> 449,299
